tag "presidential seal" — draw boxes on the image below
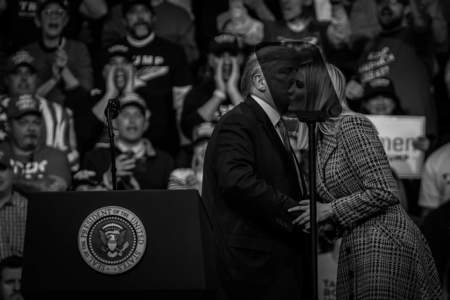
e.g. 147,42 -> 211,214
78,206 -> 147,275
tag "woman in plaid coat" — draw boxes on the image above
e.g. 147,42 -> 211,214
290,64 -> 442,299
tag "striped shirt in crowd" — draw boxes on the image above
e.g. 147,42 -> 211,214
0,95 -> 79,171
0,192 -> 27,261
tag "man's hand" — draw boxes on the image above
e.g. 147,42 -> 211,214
115,154 -> 136,177
226,57 -> 244,105
288,200 -> 334,232
226,57 -> 240,93
52,47 -> 68,80
345,80 -> 364,100
214,57 -> 227,94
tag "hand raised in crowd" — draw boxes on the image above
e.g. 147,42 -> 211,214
226,57 -> 241,99
345,79 -> 364,100
52,47 -> 68,80
288,200 -> 334,232
115,154 -> 136,177
214,57 -> 227,96
105,64 -> 135,98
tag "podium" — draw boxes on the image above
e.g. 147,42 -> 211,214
22,190 -> 217,299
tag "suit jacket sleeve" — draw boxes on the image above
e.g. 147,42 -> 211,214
214,115 -> 301,232
331,115 -> 400,229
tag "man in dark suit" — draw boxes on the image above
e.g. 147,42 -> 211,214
202,46 -> 311,299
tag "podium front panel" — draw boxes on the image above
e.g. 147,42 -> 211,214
22,190 -> 216,297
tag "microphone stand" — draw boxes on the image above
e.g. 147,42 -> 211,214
105,96 -> 121,190
307,120 -> 318,300
294,111 -> 322,300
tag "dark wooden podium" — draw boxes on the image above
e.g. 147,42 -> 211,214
22,190 -> 217,299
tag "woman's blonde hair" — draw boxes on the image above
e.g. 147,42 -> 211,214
295,64 -> 354,149
317,64 -> 353,136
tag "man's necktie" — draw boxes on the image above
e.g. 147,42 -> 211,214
276,119 -> 292,153
277,118 -> 306,196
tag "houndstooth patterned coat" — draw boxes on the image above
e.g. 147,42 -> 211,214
316,114 -> 442,299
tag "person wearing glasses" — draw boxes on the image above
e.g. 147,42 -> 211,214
23,0 -> 93,104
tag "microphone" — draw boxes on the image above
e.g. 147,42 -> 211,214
105,97 -> 121,119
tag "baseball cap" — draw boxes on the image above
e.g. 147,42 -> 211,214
7,94 -> 42,119
119,93 -> 150,118
362,77 -> 399,102
6,50 -> 36,74
37,0 -> 68,15
103,43 -> 132,65
209,33 -> 240,56
122,0 -> 154,16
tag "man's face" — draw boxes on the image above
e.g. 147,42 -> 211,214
376,0 -> 406,30
10,114 -> 43,152
125,4 -> 154,39
0,267 -> 23,300
280,0 -> 303,21
39,3 -> 68,39
116,105 -> 148,143
262,60 -> 299,113
363,95 -> 396,115
7,67 -> 37,97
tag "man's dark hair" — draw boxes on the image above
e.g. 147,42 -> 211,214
0,256 -> 23,279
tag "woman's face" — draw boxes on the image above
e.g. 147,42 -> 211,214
364,95 -> 396,115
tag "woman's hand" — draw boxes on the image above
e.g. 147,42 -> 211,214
288,200 -> 334,232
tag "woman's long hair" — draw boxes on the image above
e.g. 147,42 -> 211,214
296,64 -> 354,149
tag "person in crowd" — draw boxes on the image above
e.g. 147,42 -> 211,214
216,0 -> 264,47
23,0 -> 93,104
0,256 -> 23,300
101,0 -> 198,64
82,92 -> 174,190
346,0 -> 439,135
0,151 -> 26,262
168,122 -> 213,193
263,0 -> 354,75
60,42 -> 135,156
421,200 -> 450,297
0,50 -> 78,171
181,33 -> 244,140
115,0 -> 192,159
288,63 -> 441,298
263,0 -> 351,47
357,77 -> 405,115
418,142 -> 450,217
0,0 -> 107,53
0,94 -> 71,193
202,47 -> 311,299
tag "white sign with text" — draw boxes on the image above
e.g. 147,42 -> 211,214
366,115 -> 425,179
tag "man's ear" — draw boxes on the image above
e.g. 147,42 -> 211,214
253,73 -> 267,92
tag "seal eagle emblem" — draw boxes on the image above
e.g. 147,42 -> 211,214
78,206 -> 147,275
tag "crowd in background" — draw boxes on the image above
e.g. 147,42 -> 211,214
0,0 -> 449,299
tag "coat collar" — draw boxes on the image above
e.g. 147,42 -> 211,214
317,132 -> 338,202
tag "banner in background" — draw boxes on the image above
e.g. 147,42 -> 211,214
367,115 -> 426,179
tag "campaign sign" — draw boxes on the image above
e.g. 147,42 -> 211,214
366,115 -> 425,179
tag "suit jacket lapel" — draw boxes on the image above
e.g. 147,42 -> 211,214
245,97 -> 304,195
245,97 -> 293,161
